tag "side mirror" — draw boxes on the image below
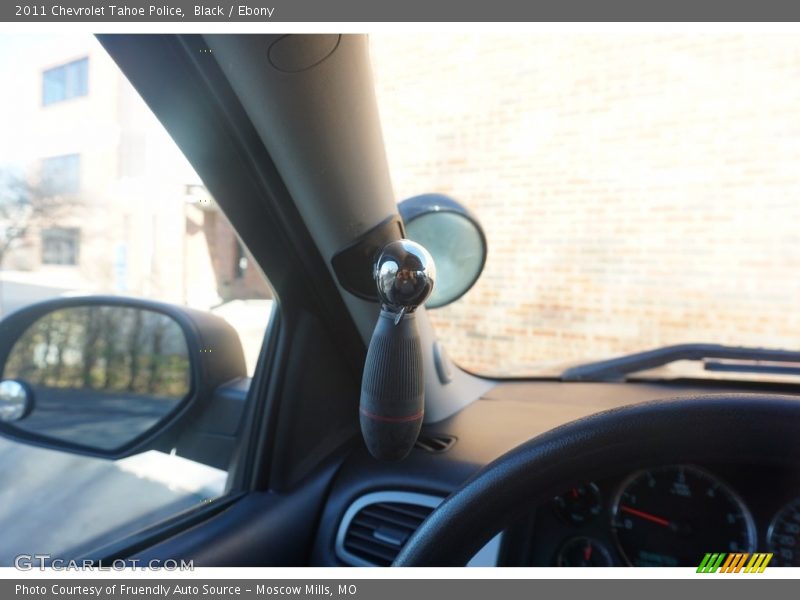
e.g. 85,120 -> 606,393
0,296 -> 248,466
398,194 -> 487,308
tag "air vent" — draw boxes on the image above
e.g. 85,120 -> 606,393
414,433 -> 457,453
335,492 -> 442,566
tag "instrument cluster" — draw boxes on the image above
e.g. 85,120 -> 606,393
526,463 -> 800,567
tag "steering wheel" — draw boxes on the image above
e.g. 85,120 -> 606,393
393,394 -> 800,566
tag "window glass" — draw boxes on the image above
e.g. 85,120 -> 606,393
41,227 -> 79,265
370,34 -> 800,377
0,34 -> 272,563
43,57 -> 88,106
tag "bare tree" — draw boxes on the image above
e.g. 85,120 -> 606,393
126,308 -> 145,393
0,167 -> 80,269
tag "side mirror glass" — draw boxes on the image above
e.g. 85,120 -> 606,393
398,194 -> 487,309
1,305 -> 191,451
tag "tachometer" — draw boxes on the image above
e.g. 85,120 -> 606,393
767,497 -> 800,566
611,465 -> 756,566
553,483 -> 602,525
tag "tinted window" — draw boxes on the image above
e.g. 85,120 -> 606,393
0,34 -> 273,563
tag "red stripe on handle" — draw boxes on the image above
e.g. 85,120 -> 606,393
360,407 -> 424,424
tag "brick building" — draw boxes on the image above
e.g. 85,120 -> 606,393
370,34 -> 800,375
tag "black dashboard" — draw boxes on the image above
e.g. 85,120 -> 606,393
310,380 -> 800,567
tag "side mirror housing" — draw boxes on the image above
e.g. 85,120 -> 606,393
0,295 -> 249,468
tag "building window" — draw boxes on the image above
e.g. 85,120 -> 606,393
42,228 -> 80,266
41,154 -> 80,195
42,57 -> 88,106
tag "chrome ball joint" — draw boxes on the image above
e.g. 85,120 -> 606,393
374,239 -> 436,322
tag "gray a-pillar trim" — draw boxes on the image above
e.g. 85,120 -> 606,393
205,34 -> 493,422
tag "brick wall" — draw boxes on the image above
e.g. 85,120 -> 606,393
370,34 -> 800,375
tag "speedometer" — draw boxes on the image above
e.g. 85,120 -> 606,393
611,465 -> 756,566
768,497 -> 800,566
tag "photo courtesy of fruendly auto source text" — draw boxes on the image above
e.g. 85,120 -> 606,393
1,0 -> 800,598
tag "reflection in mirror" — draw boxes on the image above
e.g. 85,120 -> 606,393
399,194 -> 487,309
0,380 -> 34,422
2,306 -> 191,450
405,212 -> 485,308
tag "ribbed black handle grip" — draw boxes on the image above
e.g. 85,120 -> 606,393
359,309 -> 424,461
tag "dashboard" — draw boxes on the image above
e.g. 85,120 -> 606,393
310,380 -> 800,567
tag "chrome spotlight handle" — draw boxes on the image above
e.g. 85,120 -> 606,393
360,239 -> 436,461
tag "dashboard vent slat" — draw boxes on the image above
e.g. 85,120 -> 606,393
414,433 -> 457,453
342,538 -> 398,566
372,502 -> 433,520
337,493 -> 441,566
346,527 -> 406,549
358,506 -> 426,529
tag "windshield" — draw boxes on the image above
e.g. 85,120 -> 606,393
370,34 -> 800,377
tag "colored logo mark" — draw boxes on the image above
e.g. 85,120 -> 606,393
697,553 -> 773,573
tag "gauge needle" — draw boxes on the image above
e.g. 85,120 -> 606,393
583,543 -> 593,562
619,505 -> 672,528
